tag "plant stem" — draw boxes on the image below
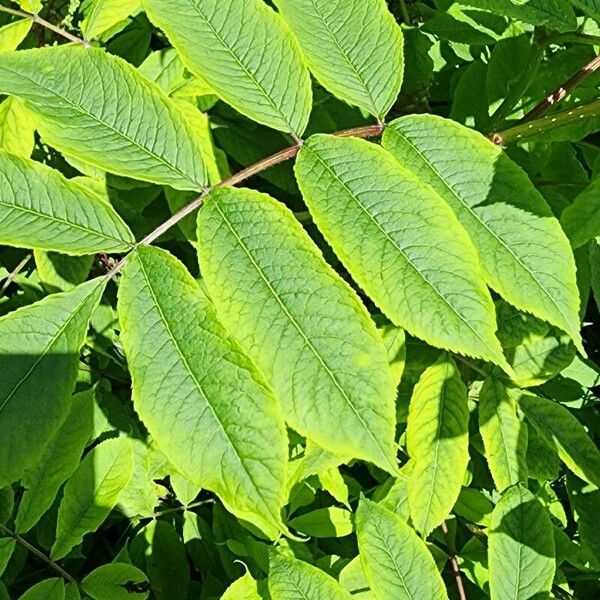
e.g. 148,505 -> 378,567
106,123 -> 385,279
0,4 -> 89,47
440,521 -> 467,600
0,523 -> 79,586
518,53 -> 600,123
397,0 -> 411,24
492,99 -> 600,145
0,253 -> 32,295
486,42 -> 545,133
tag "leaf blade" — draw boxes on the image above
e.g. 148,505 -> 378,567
0,150 -> 134,254
0,47 -> 208,190
356,499 -> 448,600
295,134 -> 508,368
142,0 -> 312,136
382,115 -> 582,352
118,246 -> 288,538
197,187 -> 397,472
275,0 -> 403,119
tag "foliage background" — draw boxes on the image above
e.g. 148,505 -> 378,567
0,0 -> 600,599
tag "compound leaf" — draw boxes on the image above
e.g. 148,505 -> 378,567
198,187 -> 397,472
295,134 -> 508,369
356,499 -> 448,600
406,355 -> 470,537
118,245 -> 288,538
0,46 -> 208,190
0,278 -> 105,488
0,150 -> 134,255
275,0 -> 403,119
489,485 -> 555,600
52,436 -> 134,559
383,115 -> 582,353
142,0 -> 312,136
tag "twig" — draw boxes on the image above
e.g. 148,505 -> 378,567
440,521 -> 467,600
397,0 -> 411,24
492,99 -> 600,145
517,53 -> 600,124
106,123 -> 385,279
0,523 -> 79,586
0,253 -> 32,295
0,4 -> 90,48
486,42 -> 545,133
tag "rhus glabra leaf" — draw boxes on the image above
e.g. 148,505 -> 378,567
0,278 -> 105,488
118,246 -> 288,538
0,150 -> 134,254
295,134 -> 509,370
198,187 -> 397,473
383,115 -> 582,353
0,47 -> 208,190
142,0 -> 312,136
275,0 -> 403,119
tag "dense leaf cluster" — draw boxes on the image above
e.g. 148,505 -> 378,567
0,0 -> 600,599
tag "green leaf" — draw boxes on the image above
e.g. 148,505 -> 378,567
0,151 -> 134,255
274,0 -> 403,119
519,393 -> 600,488
0,278 -> 105,488
52,436 -> 133,559
82,563 -> 149,600
118,245 -> 288,538
16,389 -> 95,533
81,0 -> 141,40
295,134 -> 508,369
35,251 -> 94,293
146,521 -> 190,600
222,572 -> 261,600
572,0 -> 600,21
16,0 -> 42,13
356,499 -> 448,600
383,115 -> 582,353
561,178 -> 600,249
0,538 -> 15,577
460,0 -> 577,31
0,98 -> 35,158
0,47 -> 208,190
17,579 -> 65,600
269,552 -> 352,600
495,300 -> 576,387
406,355 -> 470,537
0,19 -> 32,52
592,238 -> 600,312
197,187 -> 397,472
289,507 -> 353,538
142,0 -> 312,136
489,485 -> 555,600
567,474 -> 600,567
479,378 -> 528,492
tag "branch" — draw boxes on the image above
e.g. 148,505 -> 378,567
0,253 -> 31,295
492,99 -> 600,145
517,53 -> 600,123
0,523 -> 79,587
106,123 -> 385,279
440,521 -> 467,600
0,4 -> 90,48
